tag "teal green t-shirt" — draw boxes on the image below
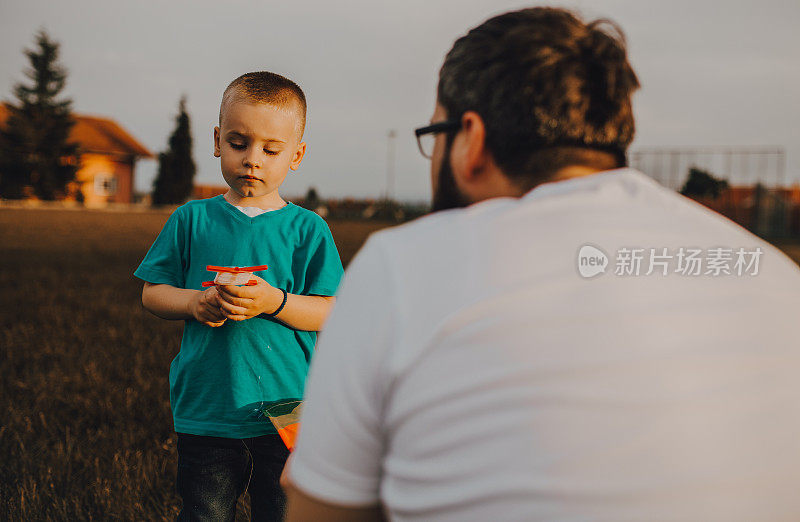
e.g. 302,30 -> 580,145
134,196 -> 344,438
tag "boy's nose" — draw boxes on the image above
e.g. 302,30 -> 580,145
243,151 -> 261,168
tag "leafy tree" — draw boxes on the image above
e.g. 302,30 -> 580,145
0,30 -> 78,200
152,96 -> 195,205
680,167 -> 729,199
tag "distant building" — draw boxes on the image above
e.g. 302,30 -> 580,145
0,103 -> 153,206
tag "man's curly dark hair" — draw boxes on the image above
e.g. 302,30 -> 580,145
438,7 -> 640,188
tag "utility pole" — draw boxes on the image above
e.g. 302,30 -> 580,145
386,129 -> 396,201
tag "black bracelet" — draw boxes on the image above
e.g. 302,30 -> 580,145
266,288 -> 288,317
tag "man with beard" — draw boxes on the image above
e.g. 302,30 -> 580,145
283,7 -> 800,522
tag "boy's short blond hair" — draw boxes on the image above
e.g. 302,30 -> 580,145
219,71 -> 307,138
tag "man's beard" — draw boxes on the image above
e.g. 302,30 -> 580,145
431,139 -> 470,212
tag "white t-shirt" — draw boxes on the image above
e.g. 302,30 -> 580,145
291,169 -> 800,521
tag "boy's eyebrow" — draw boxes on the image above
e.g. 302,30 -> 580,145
224,130 -> 286,144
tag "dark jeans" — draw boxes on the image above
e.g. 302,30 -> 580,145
176,432 -> 290,522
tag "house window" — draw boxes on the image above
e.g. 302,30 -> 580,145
94,173 -> 118,196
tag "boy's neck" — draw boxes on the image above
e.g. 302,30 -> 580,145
223,190 -> 288,210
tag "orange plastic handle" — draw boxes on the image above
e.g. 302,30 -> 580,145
206,265 -> 269,273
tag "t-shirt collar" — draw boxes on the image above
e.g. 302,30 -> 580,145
521,168 -> 650,202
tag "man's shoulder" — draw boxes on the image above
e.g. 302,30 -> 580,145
369,198 -> 515,248
368,207 -> 465,250
363,200 -> 514,279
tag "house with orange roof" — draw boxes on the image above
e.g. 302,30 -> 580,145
0,103 -> 153,207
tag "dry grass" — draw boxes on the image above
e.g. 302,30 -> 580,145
0,207 -> 392,521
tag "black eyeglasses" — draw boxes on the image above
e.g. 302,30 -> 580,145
414,119 -> 461,159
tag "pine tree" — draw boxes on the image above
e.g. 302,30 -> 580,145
304,187 -> 320,210
0,30 -> 78,200
152,97 -> 196,205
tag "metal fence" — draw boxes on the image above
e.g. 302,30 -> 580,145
630,147 -> 786,191
630,147 -> 796,238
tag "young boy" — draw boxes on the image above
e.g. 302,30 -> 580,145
134,72 -> 343,521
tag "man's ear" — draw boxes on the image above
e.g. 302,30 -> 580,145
289,142 -> 307,171
213,127 -> 221,158
450,111 -> 489,184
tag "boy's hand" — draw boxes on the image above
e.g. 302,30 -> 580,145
189,286 -> 227,327
217,275 -> 284,321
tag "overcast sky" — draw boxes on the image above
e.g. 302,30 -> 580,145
2,0 -> 798,201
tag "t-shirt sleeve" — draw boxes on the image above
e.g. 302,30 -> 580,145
302,220 -> 344,296
133,209 -> 187,288
290,237 -> 396,506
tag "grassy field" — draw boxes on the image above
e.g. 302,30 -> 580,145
2,207 -> 800,521
0,207 -> 392,521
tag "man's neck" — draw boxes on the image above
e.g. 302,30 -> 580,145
548,165 -> 608,183
475,165 -> 611,202
515,165 -> 614,197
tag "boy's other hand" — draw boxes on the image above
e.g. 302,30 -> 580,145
217,275 -> 283,321
189,286 -> 227,327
